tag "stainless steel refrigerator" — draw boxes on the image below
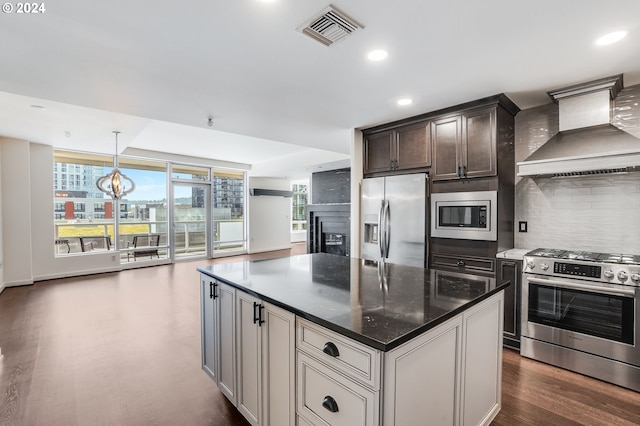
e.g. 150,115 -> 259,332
361,173 -> 428,268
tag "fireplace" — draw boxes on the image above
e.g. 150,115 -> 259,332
307,204 -> 350,257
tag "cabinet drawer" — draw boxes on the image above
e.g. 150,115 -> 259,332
297,318 -> 380,389
297,352 -> 378,426
432,253 -> 495,275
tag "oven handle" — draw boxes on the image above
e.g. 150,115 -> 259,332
526,277 -> 636,297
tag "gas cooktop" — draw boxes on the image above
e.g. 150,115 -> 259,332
526,248 -> 640,265
524,248 -> 640,286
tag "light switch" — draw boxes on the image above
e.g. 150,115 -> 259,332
519,221 -> 528,233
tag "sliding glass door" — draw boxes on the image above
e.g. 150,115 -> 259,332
172,182 -> 209,259
212,170 -> 246,256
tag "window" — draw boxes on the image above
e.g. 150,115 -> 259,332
212,169 -> 245,253
291,181 -> 308,231
117,157 -> 169,263
53,150 -> 115,255
172,164 -> 209,181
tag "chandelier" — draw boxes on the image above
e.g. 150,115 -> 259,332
96,131 -> 135,199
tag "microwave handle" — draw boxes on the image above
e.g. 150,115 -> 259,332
526,277 -> 636,297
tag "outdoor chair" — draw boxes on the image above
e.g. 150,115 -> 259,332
127,234 -> 160,261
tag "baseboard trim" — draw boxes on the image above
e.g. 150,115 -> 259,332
33,265 -> 122,282
4,279 -> 34,287
248,245 -> 292,254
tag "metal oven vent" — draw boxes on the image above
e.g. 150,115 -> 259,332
297,5 -> 363,47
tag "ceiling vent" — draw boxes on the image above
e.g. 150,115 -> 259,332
297,5 -> 363,47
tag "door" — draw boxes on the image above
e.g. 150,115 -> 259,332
363,131 -> 394,174
396,121 -> 431,171
172,182 -> 209,259
261,302 -> 296,426
360,177 -> 385,262
218,282 -> 237,404
201,275 -> 218,382
236,292 -> 262,425
432,115 -> 462,180
384,174 -> 427,267
462,106 -> 497,178
523,275 -> 639,364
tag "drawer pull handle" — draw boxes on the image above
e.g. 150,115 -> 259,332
457,260 -> 466,267
322,395 -> 339,413
322,342 -> 340,358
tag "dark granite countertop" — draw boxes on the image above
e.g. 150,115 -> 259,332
197,253 -> 508,351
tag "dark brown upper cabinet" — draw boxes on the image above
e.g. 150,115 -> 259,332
363,121 -> 431,175
432,106 -> 497,181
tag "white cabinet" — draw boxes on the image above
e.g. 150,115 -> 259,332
297,352 -> 378,426
201,271 -> 504,426
201,275 -> 217,382
296,319 -> 381,425
383,315 -> 463,426
460,294 -> 503,426
217,280 -> 237,403
200,274 -> 237,404
236,291 -> 296,426
383,291 -> 504,426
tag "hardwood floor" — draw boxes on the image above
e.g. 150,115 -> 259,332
1,243 -> 639,425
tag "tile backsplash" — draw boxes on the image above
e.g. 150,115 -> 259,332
515,83 -> 640,253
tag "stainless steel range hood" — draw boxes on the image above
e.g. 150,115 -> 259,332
517,74 -> 640,177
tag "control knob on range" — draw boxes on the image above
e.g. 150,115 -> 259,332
526,261 -> 535,270
540,263 -> 549,271
631,273 -> 640,283
617,271 -> 629,282
603,270 -> 615,279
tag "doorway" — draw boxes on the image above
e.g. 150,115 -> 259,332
172,182 -> 209,259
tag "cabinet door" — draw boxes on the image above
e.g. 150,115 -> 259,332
218,282 -> 237,404
396,121 -> 431,171
236,292 -> 262,425
363,131 -> 394,174
461,292 -> 503,426
200,276 -> 217,382
432,115 -> 462,180
497,259 -> 521,344
261,302 -> 295,426
383,315 -> 462,426
462,107 -> 497,178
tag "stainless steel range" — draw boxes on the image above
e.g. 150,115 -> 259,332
521,248 -> 640,392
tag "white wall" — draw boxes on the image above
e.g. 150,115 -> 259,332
0,138 -> 321,283
1,139 -> 122,286
1,138 -> 33,286
29,143 -> 120,281
0,141 -> 4,294
248,177 -> 291,253
514,84 -> 640,253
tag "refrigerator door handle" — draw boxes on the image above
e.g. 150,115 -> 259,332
378,201 -> 385,258
384,200 -> 391,259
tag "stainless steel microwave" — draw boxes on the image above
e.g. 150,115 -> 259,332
431,191 -> 497,241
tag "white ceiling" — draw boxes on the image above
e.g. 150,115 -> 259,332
1,0 -> 639,178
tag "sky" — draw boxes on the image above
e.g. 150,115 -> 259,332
120,169 -> 168,202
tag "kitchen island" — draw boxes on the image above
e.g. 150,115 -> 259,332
198,253 -> 507,426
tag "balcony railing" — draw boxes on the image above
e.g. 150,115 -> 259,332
54,219 -> 245,260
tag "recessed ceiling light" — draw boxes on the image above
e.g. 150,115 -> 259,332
595,30 -> 628,46
368,49 -> 388,61
397,98 -> 413,106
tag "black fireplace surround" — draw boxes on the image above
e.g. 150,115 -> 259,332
307,204 -> 350,257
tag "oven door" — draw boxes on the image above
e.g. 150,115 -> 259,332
522,274 -> 640,366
